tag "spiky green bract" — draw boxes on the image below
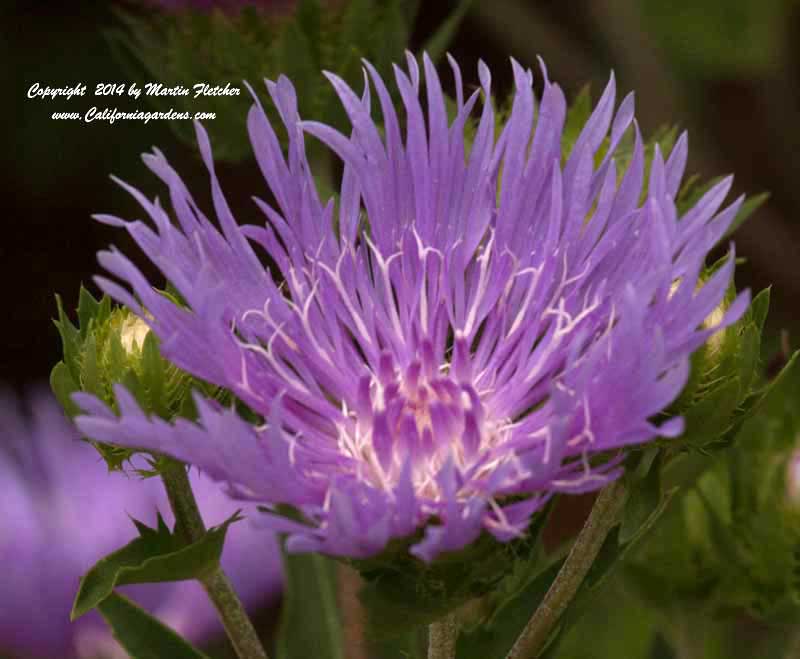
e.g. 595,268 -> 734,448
674,284 -> 766,430
51,287 -> 221,471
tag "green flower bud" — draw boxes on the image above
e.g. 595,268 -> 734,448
663,279 -> 770,453
51,286 -> 219,470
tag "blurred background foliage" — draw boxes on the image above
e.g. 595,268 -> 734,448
5,1 -> 800,658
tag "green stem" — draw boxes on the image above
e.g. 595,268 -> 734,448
161,459 -> 269,659
428,612 -> 459,659
506,480 -> 628,659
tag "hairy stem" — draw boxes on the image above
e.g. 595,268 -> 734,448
506,480 -> 628,659
161,459 -> 269,659
428,612 -> 459,659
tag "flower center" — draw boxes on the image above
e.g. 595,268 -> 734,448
339,339 -> 504,497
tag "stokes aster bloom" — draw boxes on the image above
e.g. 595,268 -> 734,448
76,54 -> 749,561
0,391 -> 281,659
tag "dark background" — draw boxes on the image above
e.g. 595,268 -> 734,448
5,0 -> 800,390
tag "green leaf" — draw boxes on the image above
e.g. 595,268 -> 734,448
562,85 -> 592,160
77,286 -> 101,340
722,191 -> 769,241
676,174 -> 723,215
763,350 -> 799,401
72,511 -> 241,619
731,349 -> 800,439
677,176 -> 768,244
277,546 -> 345,659
97,591 -> 210,659
106,328 -> 128,382
680,377 -> 744,450
620,453 -> 664,545
53,294 -> 81,383
80,332 -> 103,397
750,286 -> 771,335
548,580 -> 657,659
421,0 -> 474,64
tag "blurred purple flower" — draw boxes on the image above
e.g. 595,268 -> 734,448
0,391 -> 281,659
76,54 -> 749,561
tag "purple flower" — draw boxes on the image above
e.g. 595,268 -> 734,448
76,54 -> 749,562
0,390 -> 281,659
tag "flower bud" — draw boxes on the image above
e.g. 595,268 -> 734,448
665,279 -> 767,451
51,287 -> 216,469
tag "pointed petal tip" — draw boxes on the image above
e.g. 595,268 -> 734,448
92,213 -> 125,227
535,55 -> 549,82
657,416 -> 685,438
